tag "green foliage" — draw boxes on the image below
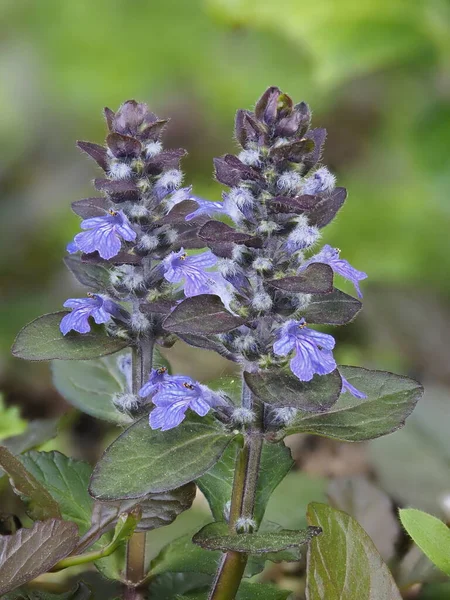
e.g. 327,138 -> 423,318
0,520 -> 79,596
90,414 -> 235,499
244,369 -> 341,412
399,508 -> 450,577
19,451 -> 93,534
0,446 -> 62,521
149,532 -> 221,577
281,366 -> 423,441
12,313 -> 128,361
3,582 -> 92,600
51,353 -> 132,425
197,440 -> 293,524
176,580 -> 292,599
193,521 -> 320,558
0,394 -> 27,441
306,502 -> 402,599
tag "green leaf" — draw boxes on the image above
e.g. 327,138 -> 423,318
163,294 -> 246,335
197,440 -> 293,525
12,312 -> 128,361
2,419 -> 58,455
90,414 -> 235,499
306,502 -> 402,600
0,446 -> 62,521
19,451 -> 93,534
301,289 -> 362,325
281,366 -> 423,441
148,572 -> 211,600
150,532 -> 221,577
0,519 -> 79,595
193,521 -> 321,558
51,352 -> 132,424
64,255 -> 111,290
244,369 -> 342,412
3,582 -> 92,600
399,508 -> 450,576
176,580 -> 292,599
0,394 -> 27,441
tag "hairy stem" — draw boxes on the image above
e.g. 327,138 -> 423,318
126,334 -> 155,596
208,381 -> 264,600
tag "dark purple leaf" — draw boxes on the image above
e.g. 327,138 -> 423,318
76,141 -> 109,171
235,110 -> 267,147
64,255 -> 111,290
71,197 -> 110,218
162,200 -> 199,224
113,100 -> 157,136
270,138 -> 315,163
269,194 -> 318,214
104,107 -> 115,131
163,295 -> 245,335
275,101 -> 311,137
214,154 -> 262,187
106,133 -> 142,158
255,86 -> 281,123
303,128 -> 327,172
140,119 -> 169,141
177,332 -> 238,361
245,368 -> 342,412
172,225 -> 206,250
267,263 -> 334,294
81,251 -> 142,265
301,289 -> 362,325
0,519 -> 79,595
306,187 -> 347,228
199,221 -> 254,244
146,149 -> 187,175
94,178 -> 140,202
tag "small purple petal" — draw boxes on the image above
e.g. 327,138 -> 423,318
341,375 -> 367,399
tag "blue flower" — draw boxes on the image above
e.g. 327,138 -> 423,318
60,293 -> 128,335
185,197 -> 225,221
341,374 -> 367,399
138,367 -> 171,398
147,375 -> 219,431
163,186 -> 194,212
162,248 -> 220,297
67,209 -> 136,260
273,319 -> 336,382
302,244 -> 367,298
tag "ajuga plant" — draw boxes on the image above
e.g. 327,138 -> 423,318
6,89 -> 424,600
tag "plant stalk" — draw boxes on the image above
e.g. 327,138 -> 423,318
126,333 -> 154,597
208,382 -> 264,600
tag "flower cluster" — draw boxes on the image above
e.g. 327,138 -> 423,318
61,100 -> 229,338
179,87 -> 367,397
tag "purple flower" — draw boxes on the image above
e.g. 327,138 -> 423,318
341,374 -> 367,399
138,367 -> 171,398
67,209 -> 136,260
60,293 -> 128,335
302,244 -> 367,298
147,375 -> 219,431
273,319 -> 336,382
162,248 -> 219,297
185,197 -> 225,222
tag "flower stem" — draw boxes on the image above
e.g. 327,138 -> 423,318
208,382 -> 263,600
126,334 -> 155,595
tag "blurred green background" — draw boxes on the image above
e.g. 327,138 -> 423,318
1,0 -> 450,596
